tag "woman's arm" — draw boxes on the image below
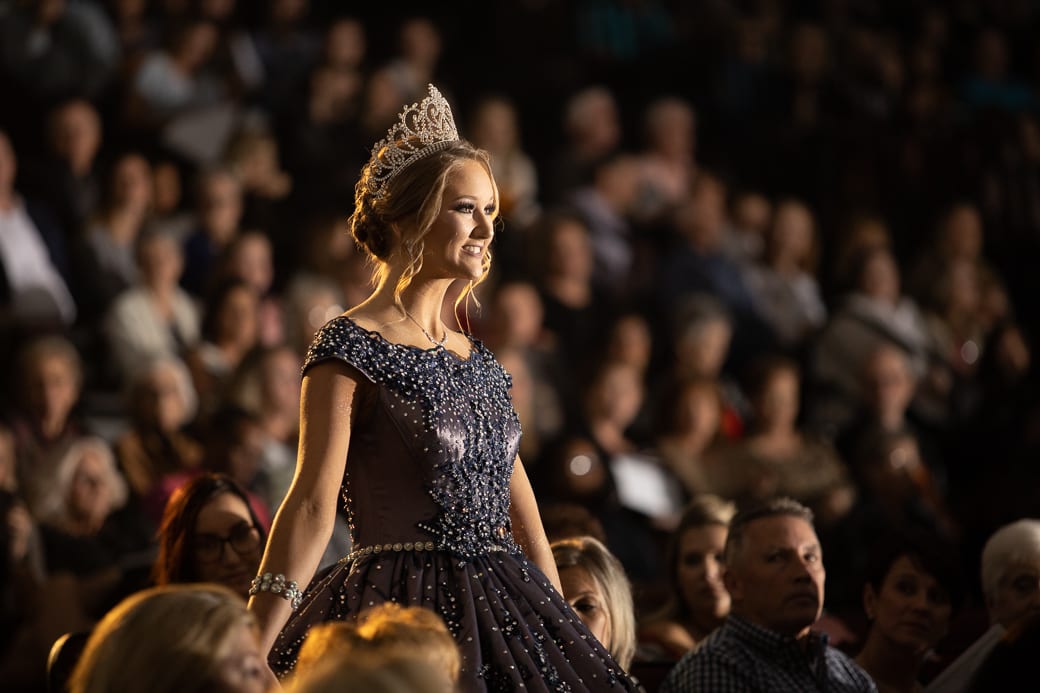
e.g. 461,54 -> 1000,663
509,457 -> 562,594
248,361 -> 359,654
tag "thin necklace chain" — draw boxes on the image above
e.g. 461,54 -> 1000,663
403,309 -> 447,347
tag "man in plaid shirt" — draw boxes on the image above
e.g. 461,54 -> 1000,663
660,498 -> 877,692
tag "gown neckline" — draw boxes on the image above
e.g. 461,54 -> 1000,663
333,314 -> 477,364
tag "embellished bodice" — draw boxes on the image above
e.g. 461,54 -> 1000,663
303,316 -> 522,558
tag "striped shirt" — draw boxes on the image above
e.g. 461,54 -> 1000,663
659,615 -> 877,693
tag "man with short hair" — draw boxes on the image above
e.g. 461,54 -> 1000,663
661,498 -> 876,692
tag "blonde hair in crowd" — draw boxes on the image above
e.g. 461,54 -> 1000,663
551,536 -> 637,668
69,584 -> 255,693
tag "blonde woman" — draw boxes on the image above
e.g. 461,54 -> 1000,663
69,584 -> 266,693
248,85 -> 636,690
552,536 -> 637,670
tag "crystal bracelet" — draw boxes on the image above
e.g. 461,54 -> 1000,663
248,572 -> 303,611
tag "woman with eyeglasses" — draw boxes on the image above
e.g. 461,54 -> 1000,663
153,473 -> 266,598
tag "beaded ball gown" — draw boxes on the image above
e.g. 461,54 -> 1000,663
269,316 -> 635,691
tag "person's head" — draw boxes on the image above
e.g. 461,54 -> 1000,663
667,495 -> 736,632
398,17 -> 441,67
584,361 -> 644,430
201,278 -> 260,350
659,376 -> 723,446
862,533 -> 959,659
675,172 -> 728,250
323,17 -> 365,69
672,294 -> 733,378
470,95 -> 521,154
283,273 -> 344,355
724,498 -> 824,638
644,97 -> 696,160
541,211 -> 593,283
606,314 -> 652,372
862,343 -> 916,425
154,473 -> 265,598
552,536 -> 636,668
135,228 -> 184,288
766,199 -> 818,272
981,519 -> 1040,629
730,190 -> 772,238
350,89 -> 498,312
220,230 -> 274,295
564,87 -> 620,157
939,203 -> 983,261
43,436 -> 128,531
129,356 -> 198,433
491,281 -> 543,348
743,355 -> 801,434
48,99 -> 102,176
288,654 -> 451,693
296,604 -> 459,686
100,151 -> 152,217
205,406 -> 266,488
18,335 -> 82,429
854,246 -> 901,303
196,168 -> 243,245
227,344 -> 302,423
69,584 -> 265,693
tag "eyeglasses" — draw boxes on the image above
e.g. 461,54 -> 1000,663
194,522 -> 261,563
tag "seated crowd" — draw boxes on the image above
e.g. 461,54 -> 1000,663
3,2 -> 1040,692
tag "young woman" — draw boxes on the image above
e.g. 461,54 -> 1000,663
247,85 -> 637,690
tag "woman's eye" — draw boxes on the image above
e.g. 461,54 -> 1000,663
455,203 -> 475,213
574,600 -> 597,613
484,205 -> 496,215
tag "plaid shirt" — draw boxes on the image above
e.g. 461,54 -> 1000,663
659,615 -> 877,693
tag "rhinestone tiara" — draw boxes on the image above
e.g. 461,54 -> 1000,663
365,84 -> 460,197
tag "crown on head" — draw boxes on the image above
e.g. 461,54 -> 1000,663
365,84 -> 460,197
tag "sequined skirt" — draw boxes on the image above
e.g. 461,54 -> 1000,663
269,549 -> 636,692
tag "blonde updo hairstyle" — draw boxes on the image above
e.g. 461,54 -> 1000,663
350,138 -> 499,313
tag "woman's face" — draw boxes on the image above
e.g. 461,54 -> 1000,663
754,369 -> 799,432
677,525 -> 730,626
418,159 -> 496,283
142,366 -> 186,432
547,220 -> 593,281
560,565 -> 611,648
112,154 -> 153,211
192,492 -> 262,597
674,385 -> 720,443
865,555 -> 952,655
214,622 -> 267,693
25,353 -> 79,426
215,286 -> 259,348
261,348 -> 301,417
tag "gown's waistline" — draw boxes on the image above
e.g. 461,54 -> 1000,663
338,540 -> 514,564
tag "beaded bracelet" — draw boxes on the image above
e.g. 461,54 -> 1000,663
248,572 -> 303,611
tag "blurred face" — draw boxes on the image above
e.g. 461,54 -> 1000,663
990,559 -> 1040,629
771,204 -> 814,265
325,19 -> 365,67
560,565 -> 611,647
215,286 -> 259,348
733,193 -> 771,236
725,515 -> 825,638
674,385 -> 720,443
864,348 -> 914,422
193,492 -> 262,597
228,234 -> 273,294
200,175 -> 243,243
548,220 -> 593,280
865,555 -> 951,655
67,447 -> 112,525
26,353 -> 79,425
226,420 -> 265,486
112,154 -> 153,211
860,250 -> 900,303
648,102 -> 694,159
608,317 -> 651,371
152,162 -> 182,214
262,348 -> 301,416
418,159 -> 496,282
142,365 -> 187,432
589,365 -> 643,428
215,622 -> 266,693
677,320 -> 731,378
944,206 -> 983,260
51,102 -> 101,174
755,369 -> 799,432
138,234 -> 183,287
495,284 -> 543,347
474,100 -> 517,152
677,525 -> 730,626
